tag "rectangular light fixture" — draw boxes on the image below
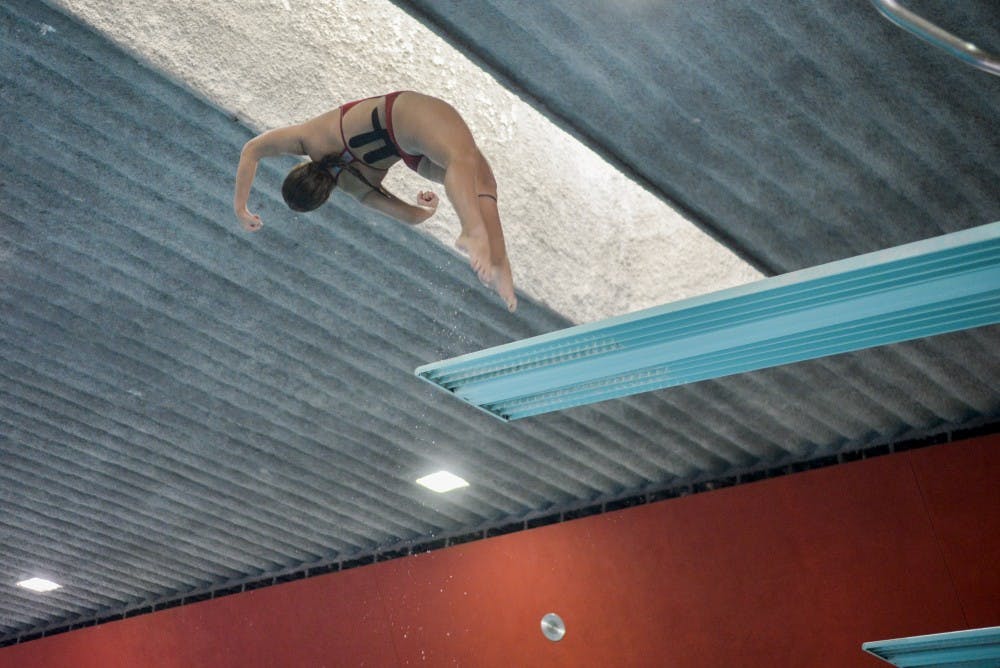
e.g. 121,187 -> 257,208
863,626 -> 1000,667
416,471 -> 470,493
17,577 -> 62,592
416,222 -> 1000,421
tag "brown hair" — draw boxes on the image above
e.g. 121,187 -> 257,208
281,155 -> 343,212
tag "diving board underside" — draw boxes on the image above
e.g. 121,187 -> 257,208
862,626 -> 1000,667
416,222 -> 1000,421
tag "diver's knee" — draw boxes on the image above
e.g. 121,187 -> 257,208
443,153 -> 478,183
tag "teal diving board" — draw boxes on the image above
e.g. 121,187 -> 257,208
863,626 -> 1000,667
416,222 -> 1000,421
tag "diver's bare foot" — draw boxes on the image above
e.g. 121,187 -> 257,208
455,229 -> 491,284
489,257 -> 517,312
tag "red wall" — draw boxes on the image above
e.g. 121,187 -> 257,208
3,435 -> 997,668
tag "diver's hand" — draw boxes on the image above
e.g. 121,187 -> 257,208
236,208 -> 263,232
417,190 -> 439,213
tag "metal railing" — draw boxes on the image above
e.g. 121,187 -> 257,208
871,0 -> 1000,75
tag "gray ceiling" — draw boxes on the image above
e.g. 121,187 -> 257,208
2,0 -> 998,644
395,0 -> 1000,273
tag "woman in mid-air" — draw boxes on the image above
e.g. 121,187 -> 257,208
233,90 -> 517,311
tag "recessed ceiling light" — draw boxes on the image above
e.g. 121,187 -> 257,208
17,577 -> 62,592
416,471 -> 469,493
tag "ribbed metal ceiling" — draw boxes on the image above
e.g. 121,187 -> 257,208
2,0 -> 998,643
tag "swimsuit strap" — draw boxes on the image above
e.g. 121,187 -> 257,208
384,91 -> 424,172
317,148 -> 388,198
320,149 -> 355,178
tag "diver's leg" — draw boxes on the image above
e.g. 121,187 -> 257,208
443,155 -> 493,286
472,151 -> 516,311
393,94 -> 514,307
433,149 -> 515,311
416,154 -> 515,309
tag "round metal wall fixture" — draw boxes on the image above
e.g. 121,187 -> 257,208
540,612 -> 566,642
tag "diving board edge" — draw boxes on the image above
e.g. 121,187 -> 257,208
415,222 -> 1000,421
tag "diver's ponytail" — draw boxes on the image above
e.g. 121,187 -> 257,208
318,153 -> 346,174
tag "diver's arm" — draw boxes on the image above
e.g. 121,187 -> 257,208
234,124 -> 308,231
359,188 -> 438,226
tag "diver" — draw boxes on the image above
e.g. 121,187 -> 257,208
234,91 -> 516,312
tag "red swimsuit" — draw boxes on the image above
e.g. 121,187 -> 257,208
338,91 -> 423,172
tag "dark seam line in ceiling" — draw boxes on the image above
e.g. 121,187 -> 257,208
2,418 -> 995,648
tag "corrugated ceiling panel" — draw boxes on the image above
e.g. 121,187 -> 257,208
1,0 -> 998,641
394,0 -> 1000,272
